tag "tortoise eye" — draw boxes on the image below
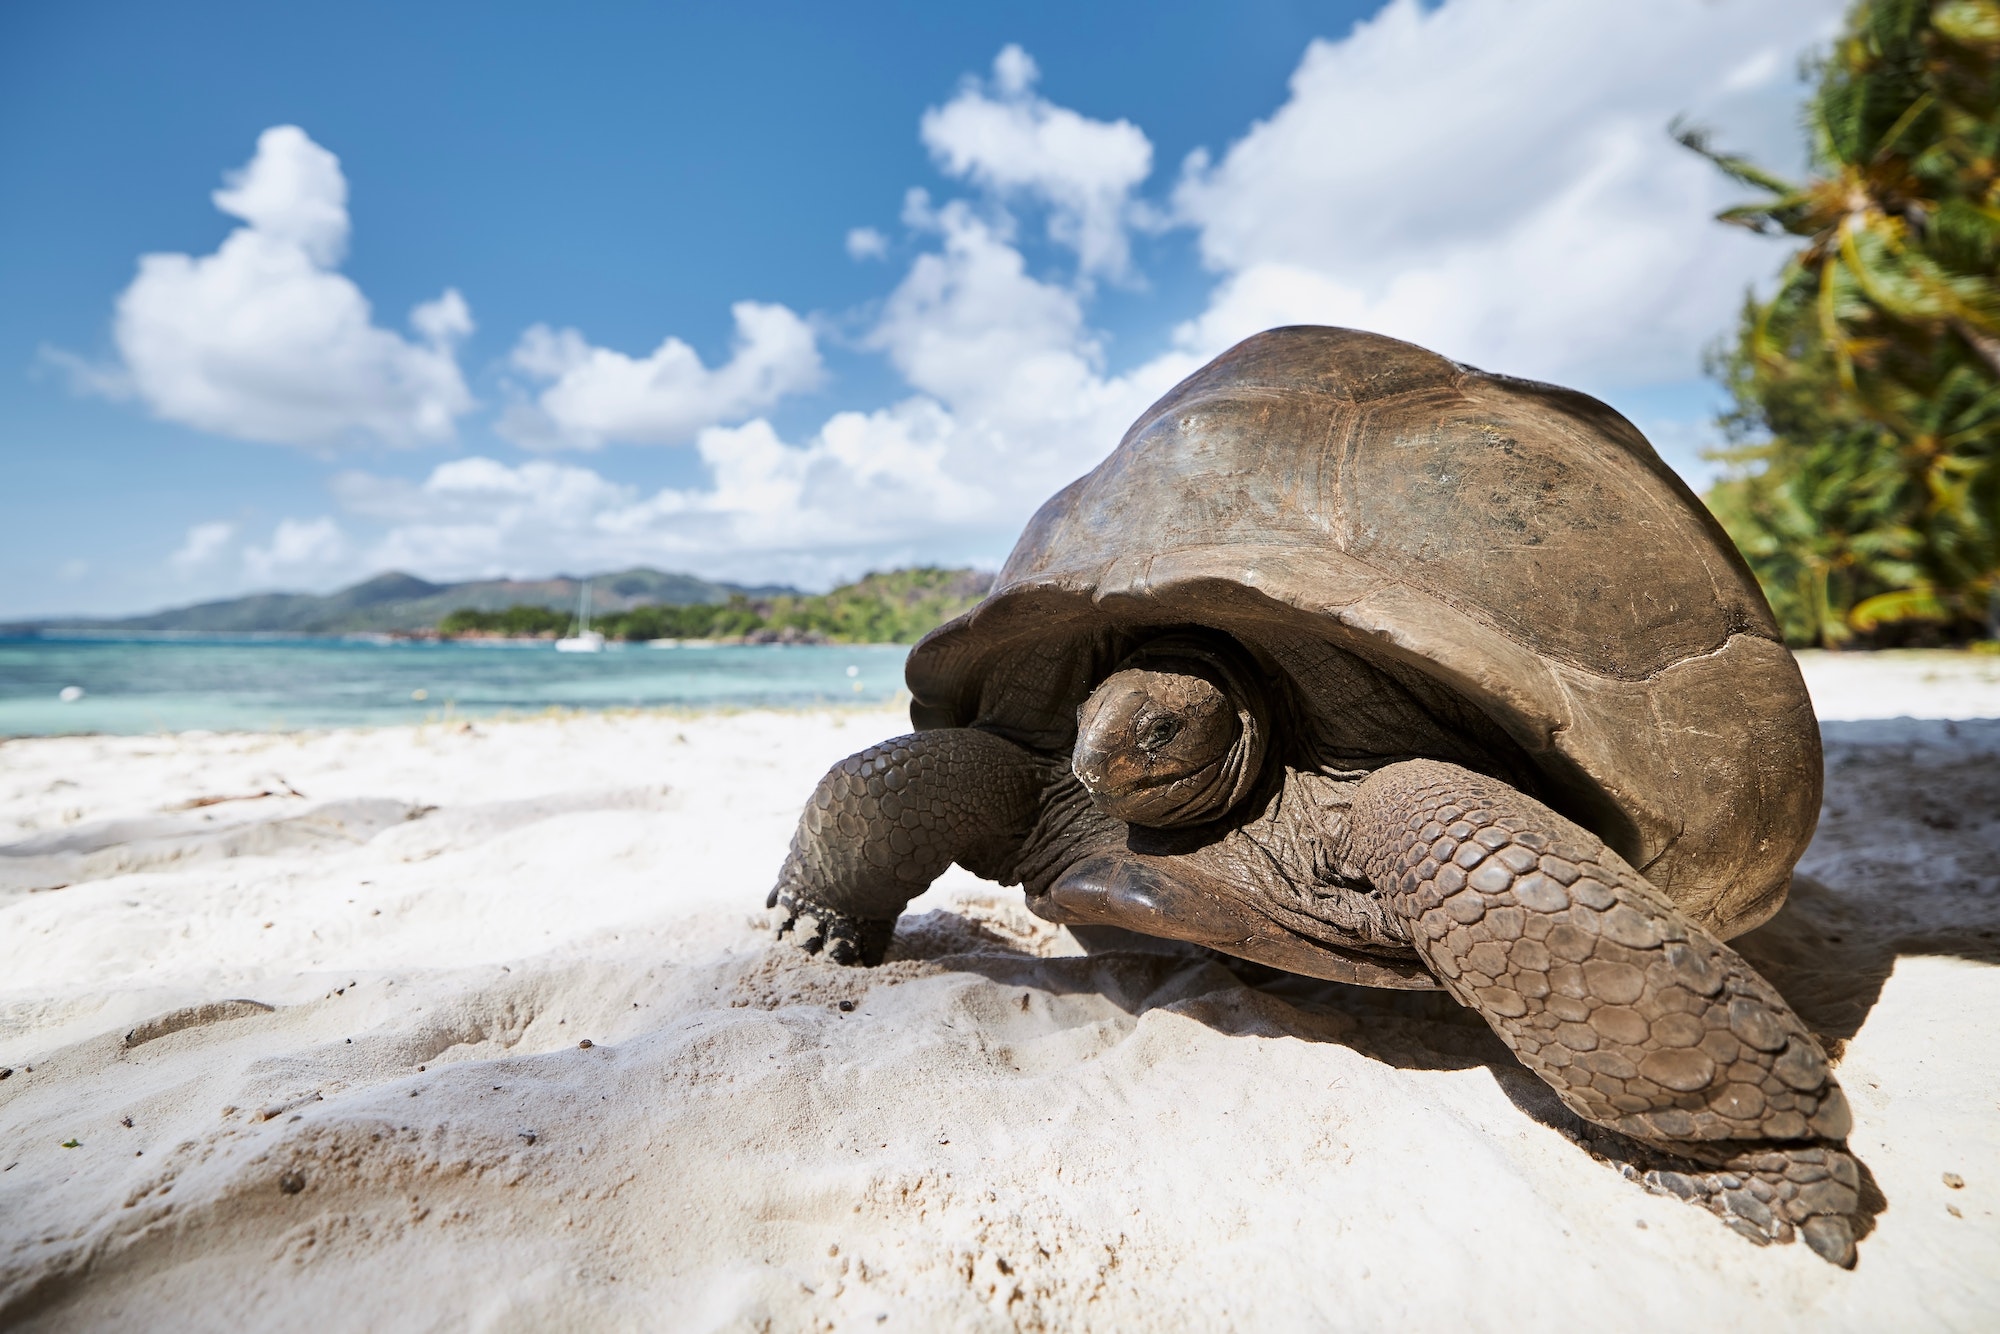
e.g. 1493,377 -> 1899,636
1138,716 -> 1180,751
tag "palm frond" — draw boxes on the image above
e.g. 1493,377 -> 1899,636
1681,0 -> 2000,644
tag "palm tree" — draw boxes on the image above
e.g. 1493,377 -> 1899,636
1683,0 -> 2000,642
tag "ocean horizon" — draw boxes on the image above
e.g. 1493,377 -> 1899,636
0,634 -> 912,736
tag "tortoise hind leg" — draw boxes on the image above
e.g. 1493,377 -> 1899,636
1343,759 -> 1868,1266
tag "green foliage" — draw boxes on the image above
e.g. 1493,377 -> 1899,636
438,605 -> 573,637
1702,288 -> 1928,644
742,567 -> 997,644
437,567 -> 993,645
1684,0 -> 2000,645
589,599 -> 772,641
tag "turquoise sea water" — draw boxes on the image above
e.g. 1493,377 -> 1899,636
0,636 -> 913,736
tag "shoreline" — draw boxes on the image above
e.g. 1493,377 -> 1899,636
1,647 -> 1995,744
1,697 -> 915,745
2,631 -> 896,650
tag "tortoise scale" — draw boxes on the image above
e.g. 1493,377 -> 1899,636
767,326 -> 1866,1264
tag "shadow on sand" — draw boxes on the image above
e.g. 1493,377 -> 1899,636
889,717 -> 1999,1261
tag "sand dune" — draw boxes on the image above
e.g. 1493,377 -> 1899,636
1,656 -> 1997,1329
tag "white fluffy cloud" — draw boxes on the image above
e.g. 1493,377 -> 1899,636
93,126 -> 476,448
1171,0 -> 1842,385
170,521 -> 237,571
323,432 -> 967,586
846,227 -> 889,261
302,199 -> 1195,588
501,301 -> 825,450
243,516 -> 350,585
920,44 -> 1153,278
874,201 -> 1172,443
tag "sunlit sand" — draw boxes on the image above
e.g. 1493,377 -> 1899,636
1,656 -> 1996,1327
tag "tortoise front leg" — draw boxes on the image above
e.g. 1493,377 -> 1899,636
1344,759 -> 1866,1266
769,729 -> 1045,963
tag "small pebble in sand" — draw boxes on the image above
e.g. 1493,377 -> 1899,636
1944,1172 -> 1965,1189
0,1069 -> 11,1081
279,1172 -> 305,1194
838,1000 -> 855,1012
578,1039 -> 594,1049
518,1130 -> 537,1145
120,1117 -> 132,1128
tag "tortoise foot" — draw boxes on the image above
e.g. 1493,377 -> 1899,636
1617,1140 -> 1867,1266
768,886 -> 895,966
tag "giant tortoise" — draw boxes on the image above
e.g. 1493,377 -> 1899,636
767,326 -> 1865,1263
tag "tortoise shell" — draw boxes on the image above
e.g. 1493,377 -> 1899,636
908,326 -> 1820,940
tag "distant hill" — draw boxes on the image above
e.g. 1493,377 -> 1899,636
6,568 -> 800,636
443,566 -> 999,645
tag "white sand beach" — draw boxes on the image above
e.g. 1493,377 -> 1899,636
2,652 -> 1997,1330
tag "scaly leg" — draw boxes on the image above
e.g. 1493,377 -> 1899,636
1342,759 -> 1866,1266
769,729 -> 1045,963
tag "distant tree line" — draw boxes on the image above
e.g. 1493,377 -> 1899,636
438,604 -> 574,638
438,566 -> 994,645
1684,0 -> 1999,647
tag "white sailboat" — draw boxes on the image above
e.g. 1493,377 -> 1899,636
555,578 -> 606,653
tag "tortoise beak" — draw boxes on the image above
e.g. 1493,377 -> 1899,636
1072,684 -> 1153,799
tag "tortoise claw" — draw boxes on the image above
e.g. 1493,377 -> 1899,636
770,886 -> 895,966
1621,1141 -> 1867,1266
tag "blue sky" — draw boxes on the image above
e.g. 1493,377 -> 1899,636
1,0 -> 1844,617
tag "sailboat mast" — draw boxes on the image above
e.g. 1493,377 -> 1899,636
579,579 -> 591,635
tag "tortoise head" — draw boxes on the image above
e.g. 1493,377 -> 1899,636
1071,632 -> 1269,829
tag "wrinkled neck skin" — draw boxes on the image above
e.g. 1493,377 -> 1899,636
1004,756 -> 1413,958
981,758 -> 1126,899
